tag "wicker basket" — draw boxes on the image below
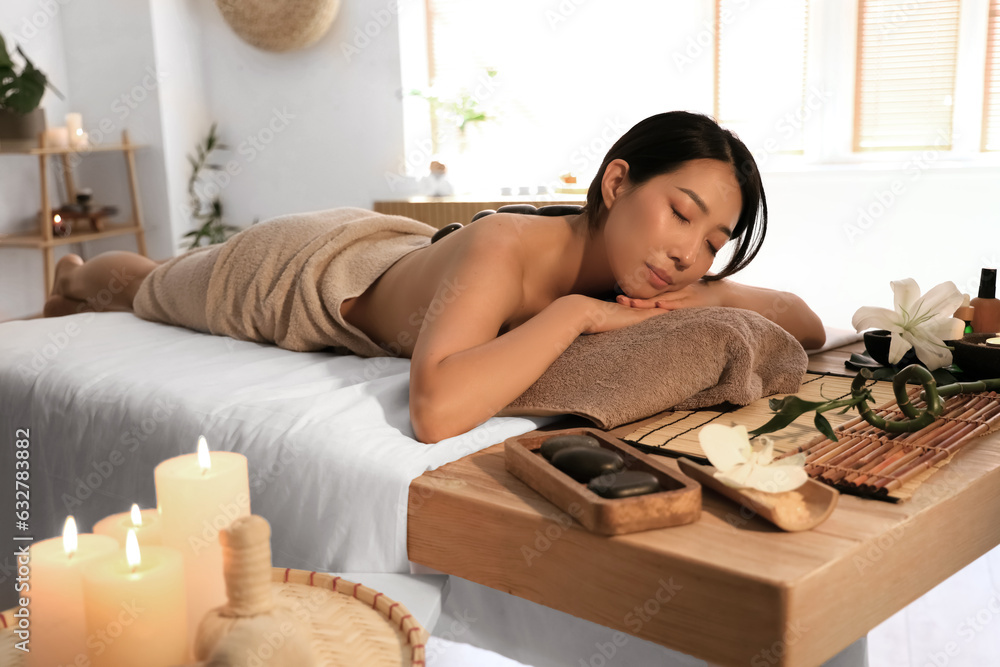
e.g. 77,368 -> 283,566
0,567 -> 427,666
214,0 -> 341,52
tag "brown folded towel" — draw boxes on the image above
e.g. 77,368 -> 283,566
133,207 -> 436,356
497,307 -> 808,429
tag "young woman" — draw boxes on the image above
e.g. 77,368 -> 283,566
45,111 -> 825,443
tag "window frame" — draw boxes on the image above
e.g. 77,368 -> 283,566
400,0 -> 1000,184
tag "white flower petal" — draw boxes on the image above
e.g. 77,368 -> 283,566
698,424 -> 751,472
888,330 -> 913,364
924,316 -> 965,342
716,462 -> 809,493
745,464 -> 810,493
890,278 -> 921,317
714,465 -> 754,488
756,439 -> 775,466
911,281 -> 963,322
852,306 -> 898,333
773,452 -> 807,467
909,330 -> 953,370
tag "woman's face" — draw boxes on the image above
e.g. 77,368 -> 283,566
602,158 -> 743,299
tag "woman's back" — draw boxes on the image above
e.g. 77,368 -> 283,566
343,213 -> 539,360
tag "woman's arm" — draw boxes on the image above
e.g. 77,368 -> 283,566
623,278 -> 827,350
411,295 -> 586,443
409,220 -> 674,443
720,281 -> 826,350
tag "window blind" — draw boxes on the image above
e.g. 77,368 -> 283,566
984,0 -> 1000,150
854,0 -> 961,151
715,0 -> 810,155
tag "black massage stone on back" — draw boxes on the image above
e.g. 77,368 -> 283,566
430,204 -> 587,244
430,222 -> 463,244
428,202 -> 623,301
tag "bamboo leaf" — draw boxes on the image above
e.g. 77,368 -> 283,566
814,413 -> 838,442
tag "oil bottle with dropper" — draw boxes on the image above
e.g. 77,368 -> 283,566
970,268 -> 1000,334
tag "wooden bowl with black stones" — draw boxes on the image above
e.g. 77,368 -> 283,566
504,428 -> 701,535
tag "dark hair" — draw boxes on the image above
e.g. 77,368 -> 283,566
582,111 -> 766,282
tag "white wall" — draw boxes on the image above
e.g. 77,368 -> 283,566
183,0 -> 406,227
0,0 -> 72,320
735,167 -> 999,330
148,0 -> 211,252
1,0 -> 409,320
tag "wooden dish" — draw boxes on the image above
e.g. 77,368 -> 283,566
676,458 -> 839,532
504,427 -> 701,535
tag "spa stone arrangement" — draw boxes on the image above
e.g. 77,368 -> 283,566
5,437 -> 426,667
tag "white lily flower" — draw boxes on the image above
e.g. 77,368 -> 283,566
697,424 -> 808,493
851,278 -> 966,371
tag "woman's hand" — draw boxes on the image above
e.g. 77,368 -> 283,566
615,278 -> 729,311
567,294 -> 675,335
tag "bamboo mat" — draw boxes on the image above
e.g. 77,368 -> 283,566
621,372 -> 1000,503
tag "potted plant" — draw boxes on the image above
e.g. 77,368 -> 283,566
183,123 -> 242,249
0,30 -> 63,148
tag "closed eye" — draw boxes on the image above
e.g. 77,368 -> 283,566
674,207 -> 719,256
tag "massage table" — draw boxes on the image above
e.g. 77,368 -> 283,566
1,315 -> 996,666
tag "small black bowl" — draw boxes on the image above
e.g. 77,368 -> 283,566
863,329 -> 921,367
950,333 -> 1000,380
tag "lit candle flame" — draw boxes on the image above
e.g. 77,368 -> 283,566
53,214 -> 62,223
63,516 -> 78,558
131,503 -> 143,526
197,435 -> 211,473
126,529 -> 141,572
75,128 -> 83,137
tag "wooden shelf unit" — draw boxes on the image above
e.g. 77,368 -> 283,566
0,129 -> 148,296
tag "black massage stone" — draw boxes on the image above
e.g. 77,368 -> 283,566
432,204 -> 587,244
430,222 -> 463,244
587,470 -> 661,499
550,446 -> 625,483
470,209 -> 496,222
539,434 -> 601,461
494,204 -> 540,215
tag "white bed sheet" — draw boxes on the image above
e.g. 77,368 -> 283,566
0,312 -> 558,575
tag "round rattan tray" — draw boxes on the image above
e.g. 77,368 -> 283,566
0,567 -> 427,666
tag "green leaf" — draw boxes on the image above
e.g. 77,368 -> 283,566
870,367 -> 898,381
814,413 -> 838,442
750,395 -> 834,437
0,34 -> 13,69
749,412 -> 801,436
931,368 -> 957,385
770,395 -> 831,413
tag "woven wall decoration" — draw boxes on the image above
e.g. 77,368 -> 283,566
215,0 -> 341,52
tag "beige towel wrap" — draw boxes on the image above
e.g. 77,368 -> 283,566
133,207 -> 436,356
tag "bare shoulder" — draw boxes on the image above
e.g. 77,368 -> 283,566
409,215 -> 528,370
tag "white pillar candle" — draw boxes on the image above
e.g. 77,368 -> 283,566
80,530 -> 187,667
25,517 -> 118,667
65,112 -> 82,142
94,504 -> 162,547
154,436 -> 250,655
70,129 -> 89,149
44,126 -> 69,149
